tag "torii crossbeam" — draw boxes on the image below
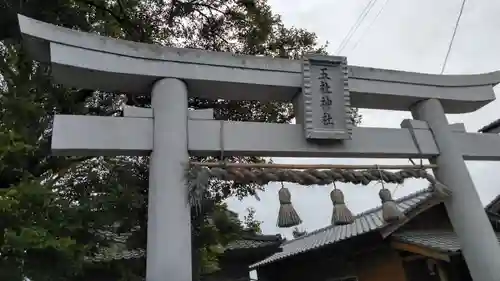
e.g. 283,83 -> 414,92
17,14 -> 500,281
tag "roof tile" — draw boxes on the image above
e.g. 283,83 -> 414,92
225,234 -> 283,250
393,230 -> 500,253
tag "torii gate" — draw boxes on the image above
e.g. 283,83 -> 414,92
17,14 -> 500,281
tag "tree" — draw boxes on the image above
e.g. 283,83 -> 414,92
243,207 -> 262,234
0,1 -> 361,280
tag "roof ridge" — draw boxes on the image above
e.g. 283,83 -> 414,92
485,194 -> 500,211
281,187 -> 432,246
240,234 -> 283,241
479,118 -> 500,133
394,229 -> 457,235
355,187 -> 432,216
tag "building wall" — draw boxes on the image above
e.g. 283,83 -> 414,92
204,251 -> 279,281
401,258 -> 441,281
257,255 -> 356,281
400,204 -> 452,231
354,245 -> 407,281
449,256 -> 473,281
203,260 -> 250,281
257,243 -> 408,281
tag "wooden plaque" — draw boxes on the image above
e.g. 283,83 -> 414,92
301,54 -> 352,141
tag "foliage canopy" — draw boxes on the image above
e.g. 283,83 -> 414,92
0,1 -> 360,280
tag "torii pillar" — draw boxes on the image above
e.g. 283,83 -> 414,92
412,99 -> 500,280
148,78 -> 191,281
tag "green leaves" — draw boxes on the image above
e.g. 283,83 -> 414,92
0,180 -> 87,280
1,0 -> 361,280
3,227 -> 76,251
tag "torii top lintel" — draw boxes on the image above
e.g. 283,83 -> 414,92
18,14 -> 500,113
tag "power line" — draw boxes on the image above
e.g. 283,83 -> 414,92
335,0 -> 379,55
440,0 -> 467,74
336,0 -> 378,54
348,0 -> 392,55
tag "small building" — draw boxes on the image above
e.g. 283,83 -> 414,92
251,188 -> 500,281
478,118 -> 500,133
84,227 -> 282,281
203,234 -> 283,281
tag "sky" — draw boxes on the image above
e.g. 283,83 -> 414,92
225,0 -> 500,239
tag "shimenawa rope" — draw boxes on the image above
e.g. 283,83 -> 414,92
186,119 -> 452,228
186,165 -> 452,227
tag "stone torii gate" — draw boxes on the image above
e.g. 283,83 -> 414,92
17,15 -> 500,281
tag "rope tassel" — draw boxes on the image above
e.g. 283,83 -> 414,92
277,184 -> 302,228
331,188 -> 354,225
379,188 -> 405,223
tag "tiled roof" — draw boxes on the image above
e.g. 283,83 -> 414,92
479,118 -> 500,133
250,189 -> 434,268
87,233 -> 282,262
485,194 -> 500,212
86,228 -> 145,262
392,230 -> 500,253
225,234 -> 283,251
86,247 -> 145,262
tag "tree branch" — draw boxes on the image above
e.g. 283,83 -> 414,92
78,0 -> 139,40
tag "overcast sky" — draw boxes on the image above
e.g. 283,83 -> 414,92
225,0 -> 500,239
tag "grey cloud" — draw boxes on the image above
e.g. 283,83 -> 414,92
226,0 -> 500,239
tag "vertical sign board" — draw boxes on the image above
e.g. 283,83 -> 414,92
301,55 -> 352,141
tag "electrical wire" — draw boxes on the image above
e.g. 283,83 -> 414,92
336,0 -> 378,54
335,0 -> 379,55
348,0 -> 392,55
440,0 -> 467,74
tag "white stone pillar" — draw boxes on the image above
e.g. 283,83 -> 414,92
412,98 -> 500,281
147,78 -> 191,281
